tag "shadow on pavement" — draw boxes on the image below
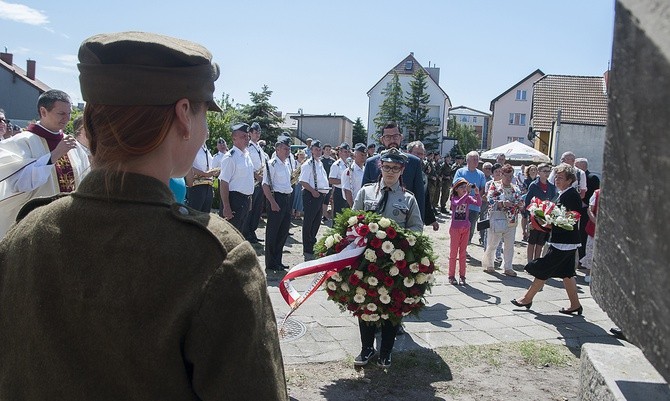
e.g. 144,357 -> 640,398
406,302 -> 451,329
454,283 -> 502,305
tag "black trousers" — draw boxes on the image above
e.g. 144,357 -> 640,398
578,206 -> 589,259
359,318 -> 399,355
227,191 -> 252,233
332,187 -> 348,217
186,184 -> 213,213
265,193 -> 292,269
302,191 -> 325,254
244,184 -> 264,240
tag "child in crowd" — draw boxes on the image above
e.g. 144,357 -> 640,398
448,178 -> 481,285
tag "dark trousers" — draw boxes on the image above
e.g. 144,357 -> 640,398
302,191 -> 325,254
187,184 -> 213,213
265,193 -> 292,269
359,318 -> 399,355
244,184 -> 264,240
227,191 -> 251,233
578,206 -> 589,259
332,187 -> 348,217
468,210 -> 480,243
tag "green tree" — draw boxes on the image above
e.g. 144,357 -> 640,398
206,93 -> 248,153
448,117 -> 480,158
65,108 -> 83,135
404,69 -> 437,149
373,71 -> 404,137
242,85 -> 284,154
352,117 -> 367,145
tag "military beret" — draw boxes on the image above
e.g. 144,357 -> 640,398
250,122 -> 261,132
276,135 -> 291,147
231,123 -> 249,133
354,143 -> 367,153
338,142 -> 350,150
77,31 -> 222,112
380,148 -> 408,165
310,140 -> 321,148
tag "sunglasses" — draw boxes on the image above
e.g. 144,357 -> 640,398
0,118 -> 9,124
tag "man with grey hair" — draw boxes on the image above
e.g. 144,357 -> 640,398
452,150 -> 487,244
574,157 -> 600,261
549,151 -> 587,198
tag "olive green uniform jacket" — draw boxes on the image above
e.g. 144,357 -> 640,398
0,170 -> 287,400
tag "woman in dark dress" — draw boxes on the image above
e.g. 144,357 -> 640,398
511,163 -> 584,315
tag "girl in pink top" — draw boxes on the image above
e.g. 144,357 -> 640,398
448,178 -> 482,285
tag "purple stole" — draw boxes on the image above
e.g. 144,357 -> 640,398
25,123 -> 75,193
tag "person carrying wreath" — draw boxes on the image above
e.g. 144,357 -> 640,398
352,147 -> 423,368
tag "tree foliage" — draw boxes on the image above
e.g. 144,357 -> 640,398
242,85 -> 285,154
403,69 -> 431,144
206,93 -> 247,153
373,71 -> 404,137
448,117 -> 480,157
352,117 -> 367,145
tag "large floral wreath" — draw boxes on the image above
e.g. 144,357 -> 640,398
314,209 -> 437,326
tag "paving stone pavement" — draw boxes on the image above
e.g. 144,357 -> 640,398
250,211 -> 623,365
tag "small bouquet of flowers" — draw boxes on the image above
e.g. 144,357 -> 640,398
315,209 -> 437,326
527,197 -> 581,231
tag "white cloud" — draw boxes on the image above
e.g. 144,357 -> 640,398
42,65 -> 77,75
0,1 -> 48,25
55,54 -> 78,66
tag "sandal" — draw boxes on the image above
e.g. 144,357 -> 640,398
449,277 -> 457,285
504,269 -> 517,277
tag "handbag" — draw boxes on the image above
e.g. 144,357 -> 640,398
476,219 -> 490,231
490,211 -> 508,233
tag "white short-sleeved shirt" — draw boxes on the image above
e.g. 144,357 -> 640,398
192,146 -> 213,171
329,159 -> 349,189
262,156 -> 293,195
218,146 -> 255,195
341,162 -> 365,201
247,141 -> 265,171
299,158 -> 329,194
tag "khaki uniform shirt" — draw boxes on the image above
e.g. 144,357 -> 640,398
353,180 -> 423,232
0,170 -> 287,401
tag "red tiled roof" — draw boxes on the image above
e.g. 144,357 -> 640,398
531,75 -> 607,131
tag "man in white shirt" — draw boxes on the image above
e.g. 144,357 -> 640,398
211,137 -> 228,170
299,140 -> 329,260
187,144 -> 215,213
245,122 -> 266,243
342,143 -> 367,208
219,123 -> 255,232
549,151 -> 587,198
0,90 -> 90,238
328,142 -> 351,217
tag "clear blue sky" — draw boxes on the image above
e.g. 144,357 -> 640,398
1,0 -> 614,126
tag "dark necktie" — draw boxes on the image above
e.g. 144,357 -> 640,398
376,186 -> 391,213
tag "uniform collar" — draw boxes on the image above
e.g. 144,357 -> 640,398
74,169 -> 176,206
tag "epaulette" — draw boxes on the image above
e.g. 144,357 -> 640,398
271,159 -> 277,166
16,194 -> 69,222
227,149 -> 235,157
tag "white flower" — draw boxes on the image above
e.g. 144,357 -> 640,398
381,314 -> 389,320
426,274 -> 435,284
364,249 -> 377,262
404,297 -> 415,304
368,222 -> 379,233
389,266 -> 400,276
378,287 -> 389,295
382,241 -> 395,254
327,281 -> 337,291
331,272 -> 342,282
354,270 -> 364,279
366,303 -> 378,311
407,235 -> 416,246
325,236 -> 334,249
378,217 -> 391,228
367,276 -> 379,286
403,277 -> 415,287
354,294 -> 366,303
369,314 -> 380,322
348,216 -> 359,226
340,282 -> 350,292
375,230 -> 387,239
409,263 -> 419,273
415,273 -> 427,284
402,311 -> 411,316
356,287 -> 366,295
379,294 -> 391,304
361,313 -> 371,321
421,257 -> 430,266
391,249 -> 405,261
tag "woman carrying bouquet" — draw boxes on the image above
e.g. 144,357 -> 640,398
524,163 -> 557,263
352,147 -> 423,368
482,164 -> 525,277
512,163 -> 584,315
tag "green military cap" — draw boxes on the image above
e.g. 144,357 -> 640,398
77,31 -> 222,112
380,147 -> 408,164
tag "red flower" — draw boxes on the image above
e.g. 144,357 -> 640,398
374,270 -> 386,281
409,286 -> 421,296
376,249 -> 385,258
349,274 -> 361,286
418,264 -> 429,273
334,243 -> 343,253
395,259 -> 407,269
339,296 -> 348,303
370,237 -> 382,249
347,303 -> 358,311
391,288 -> 406,302
384,276 -> 395,287
367,288 -> 378,297
326,289 -> 335,297
386,227 -> 397,239
399,239 -> 410,250
356,224 -> 370,236
367,263 -> 379,273
400,267 -> 411,277
357,214 -> 365,221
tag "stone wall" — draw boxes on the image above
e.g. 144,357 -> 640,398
591,0 -> 670,382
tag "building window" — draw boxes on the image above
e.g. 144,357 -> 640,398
515,90 -> 527,101
405,60 -> 413,70
461,116 -> 469,122
507,136 -> 524,143
473,116 -> 478,123
508,113 -> 526,125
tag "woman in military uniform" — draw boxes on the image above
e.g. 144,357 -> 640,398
0,32 -> 287,400
352,147 -> 423,368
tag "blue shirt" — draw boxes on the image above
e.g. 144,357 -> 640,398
169,178 -> 187,204
453,167 -> 487,212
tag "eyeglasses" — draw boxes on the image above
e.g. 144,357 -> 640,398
539,169 -> 551,173
381,134 -> 402,140
381,165 -> 403,173
0,118 -> 8,124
